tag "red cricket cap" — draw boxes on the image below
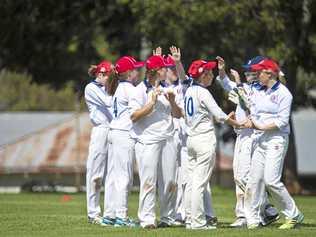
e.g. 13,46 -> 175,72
146,55 -> 174,70
187,60 -> 217,78
115,56 -> 145,74
164,55 -> 176,67
95,60 -> 113,74
251,59 -> 280,73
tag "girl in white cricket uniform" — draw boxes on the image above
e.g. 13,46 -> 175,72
216,56 -> 279,227
162,49 -> 218,225
245,59 -> 304,229
184,59 -> 243,229
107,56 -> 145,227
84,61 -> 114,224
130,55 -> 183,228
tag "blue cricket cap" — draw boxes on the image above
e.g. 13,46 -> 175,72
242,56 -> 266,71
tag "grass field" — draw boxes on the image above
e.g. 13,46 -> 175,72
1,187 -> 315,237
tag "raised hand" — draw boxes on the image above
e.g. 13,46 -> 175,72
230,69 -> 241,84
153,47 -> 162,56
169,46 -> 181,62
216,56 -> 225,71
216,56 -> 227,79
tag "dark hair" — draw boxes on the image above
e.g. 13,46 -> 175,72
107,72 -> 129,96
107,73 -> 119,96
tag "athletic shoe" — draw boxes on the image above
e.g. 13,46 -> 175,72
88,215 -> 103,225
185,223 -> 191,230
172,219 -> 185,227
101,216 -> 115,226
247,223 -> 262,229
279,212 -> 304,229
262,213 -> 280,226
191,224 -> 217,230
230,217 -> 247,228
157,219 -> 184,228
206,216 -> 218,226
264,204 -> 279,217
114,217 -> 138,227
157,221 -> 171,228
143,224 -> 156,229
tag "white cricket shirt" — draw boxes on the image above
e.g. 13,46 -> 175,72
130,80 -> 175,144
250,81 -> 292,134
84,80 -> 113,127
110,81 -> 135,131
184,82 -> 228,137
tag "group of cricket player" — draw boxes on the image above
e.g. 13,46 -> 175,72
83,46 -> 304,230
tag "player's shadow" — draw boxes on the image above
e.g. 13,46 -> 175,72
218,222 -> 316,229
299,223 -> 316,228
218,222 -> 239,228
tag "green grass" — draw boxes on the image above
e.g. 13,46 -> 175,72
0,187 -> 315,237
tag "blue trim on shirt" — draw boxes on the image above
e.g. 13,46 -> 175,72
143,79 -> 152,90
251,81 -> 266,91
143,78 -> 167,93
192,81 -> 207,89
270,80 -> 281,91
119,80 -> 134,85
182,77 -> 192,86
251,80 -> 280,92
173,79 -> 180,86
92,80 -> 103,88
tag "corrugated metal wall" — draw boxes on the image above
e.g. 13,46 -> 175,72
0,113 -> 92,174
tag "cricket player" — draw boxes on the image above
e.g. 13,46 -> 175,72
107,56 -> 145,227
216,56 -> 279,227
84,60 -> 114,225
244,59 -> 304,229
183,59 -> 244,230
130,55 -> 183,228
161,48 -> 218,226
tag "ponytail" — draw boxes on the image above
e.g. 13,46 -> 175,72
88,65 -> 97,77
107,72 -> 119,96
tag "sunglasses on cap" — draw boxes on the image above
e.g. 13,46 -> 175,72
99,71 -> 108,76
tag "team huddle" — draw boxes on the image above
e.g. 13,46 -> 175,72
84,46 -> 304,230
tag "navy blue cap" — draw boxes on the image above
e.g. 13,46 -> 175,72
242,56 -> 266,71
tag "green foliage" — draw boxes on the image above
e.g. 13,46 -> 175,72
0,70 -> 82,111
0,0 -> 315,109
296,67 -> 316,107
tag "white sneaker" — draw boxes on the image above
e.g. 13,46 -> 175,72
88,215 -> 103,225
191,224 -> 217,230
185,222 -> 191,229
230,217 -> 247,228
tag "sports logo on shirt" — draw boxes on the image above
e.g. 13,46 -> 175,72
270,94 -> 278,104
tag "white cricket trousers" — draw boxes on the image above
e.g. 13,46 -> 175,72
176,146 -> 216,221
108,129 -> 135,219
245,132 -> 300,225
185,131 -> 216,228
86,125 -> 112,218
135,137 -> 178,227
233,132 -> 253,218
